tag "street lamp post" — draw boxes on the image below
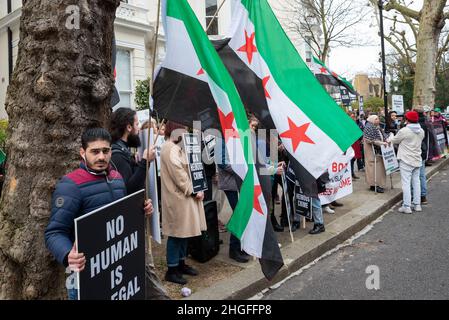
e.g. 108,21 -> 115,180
378,0 -> 390,131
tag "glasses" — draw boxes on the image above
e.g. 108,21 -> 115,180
88,147 -> 111,155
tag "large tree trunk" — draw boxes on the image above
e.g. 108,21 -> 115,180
0,0 -> 120,299
413,0 -> 446,108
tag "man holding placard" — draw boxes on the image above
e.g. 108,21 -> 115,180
45,128 -> 153,300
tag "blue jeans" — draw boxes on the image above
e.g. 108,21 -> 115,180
67,288 -> 78,300
166,236 -> 188,267
420,160 -> 427,197
312,197 -> 324,225
400,161 -> 421,208
224,190 -> 241,252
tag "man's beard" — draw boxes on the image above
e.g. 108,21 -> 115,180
127,133 -> 141,148
86,158 -> 108,173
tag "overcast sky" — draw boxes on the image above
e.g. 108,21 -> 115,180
327,0 -> 423,80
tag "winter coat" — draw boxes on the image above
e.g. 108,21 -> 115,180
390,124 -> 424,168
216,137 -> 241,191
363,123 -> 387,188
160,141 -> 206,238
45,163 -> 126,266
418,114 -> 431,161
111,139 -> 147,194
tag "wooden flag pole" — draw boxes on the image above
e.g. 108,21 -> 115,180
206,0 -> 227,32
145,0 -> 162,260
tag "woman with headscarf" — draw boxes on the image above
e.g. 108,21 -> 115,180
363,115 -> 389,193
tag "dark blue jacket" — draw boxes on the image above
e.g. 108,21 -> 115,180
45,163 -> 126,267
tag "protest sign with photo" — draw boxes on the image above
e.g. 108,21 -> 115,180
75,190 -> 146,300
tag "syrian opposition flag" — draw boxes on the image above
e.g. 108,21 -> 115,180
0,149 -> 5,165
159,0 -> 283,280
225,0 -> 361,182
310,56 -> 357,95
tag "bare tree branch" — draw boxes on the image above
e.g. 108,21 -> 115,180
382,0 -> 421,21
282,0 -> 371,60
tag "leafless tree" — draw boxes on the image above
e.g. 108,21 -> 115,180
369,0 -> 449,107
278,0 -> 372,61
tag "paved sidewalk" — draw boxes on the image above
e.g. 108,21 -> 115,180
181,157 -> 449,300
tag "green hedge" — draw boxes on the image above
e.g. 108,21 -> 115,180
0,119 -> 7,150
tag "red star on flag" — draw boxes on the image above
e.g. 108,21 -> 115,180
319,67 -> 328,74
253,185 -> 264,215
280,118 -> 315,152
262,76 -> 271,99
237,31 -> 258,64
331,72 -> 338,78
197,68 -> 204,76
218,109 -> 240,143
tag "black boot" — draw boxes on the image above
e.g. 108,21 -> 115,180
291,221 -> 300,232
309,224 -> 325,235
165,266 -> 187,285
178,260 -> 198,276
271,213 -> 284,232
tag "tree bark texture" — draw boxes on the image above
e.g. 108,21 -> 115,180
413,0 -> 446,108
0,0 -> 120,299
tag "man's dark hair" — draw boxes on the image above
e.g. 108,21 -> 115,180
81,128 -> 111,149
110,107 -> 137,142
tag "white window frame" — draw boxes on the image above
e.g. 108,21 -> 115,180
205,0 -> 219,35
116,47 -> 134,109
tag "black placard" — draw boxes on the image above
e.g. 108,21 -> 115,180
340,87 -> 351,106
183,133 -> 208,193
75,190 -> 145,300
294,182 -> 312,219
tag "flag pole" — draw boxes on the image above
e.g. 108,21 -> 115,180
285,178 -> 294,243
145,0 -> 162,260
206,0 -> 227,32
151,0 -> 227,137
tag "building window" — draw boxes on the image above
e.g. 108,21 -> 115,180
116,49 -> 132,109
206,0 -> 219,35
305,37 -> 312,63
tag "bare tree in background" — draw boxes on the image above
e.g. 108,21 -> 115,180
279,0 -> 371,61
369,0 -> 449,107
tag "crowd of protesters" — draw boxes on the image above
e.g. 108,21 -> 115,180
0,104 -> 439,298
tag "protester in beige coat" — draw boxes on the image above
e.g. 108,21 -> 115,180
160,121 -> 206,285
363,115 -> 388,193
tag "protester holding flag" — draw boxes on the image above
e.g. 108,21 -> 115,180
110,109 -> 169,300
388,111 -> 424,214
248,115 -> 286,232
363,115 -> 388,193
160,121 -> 206,284
110,108 -> 156,194
157,0 -> 287,281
